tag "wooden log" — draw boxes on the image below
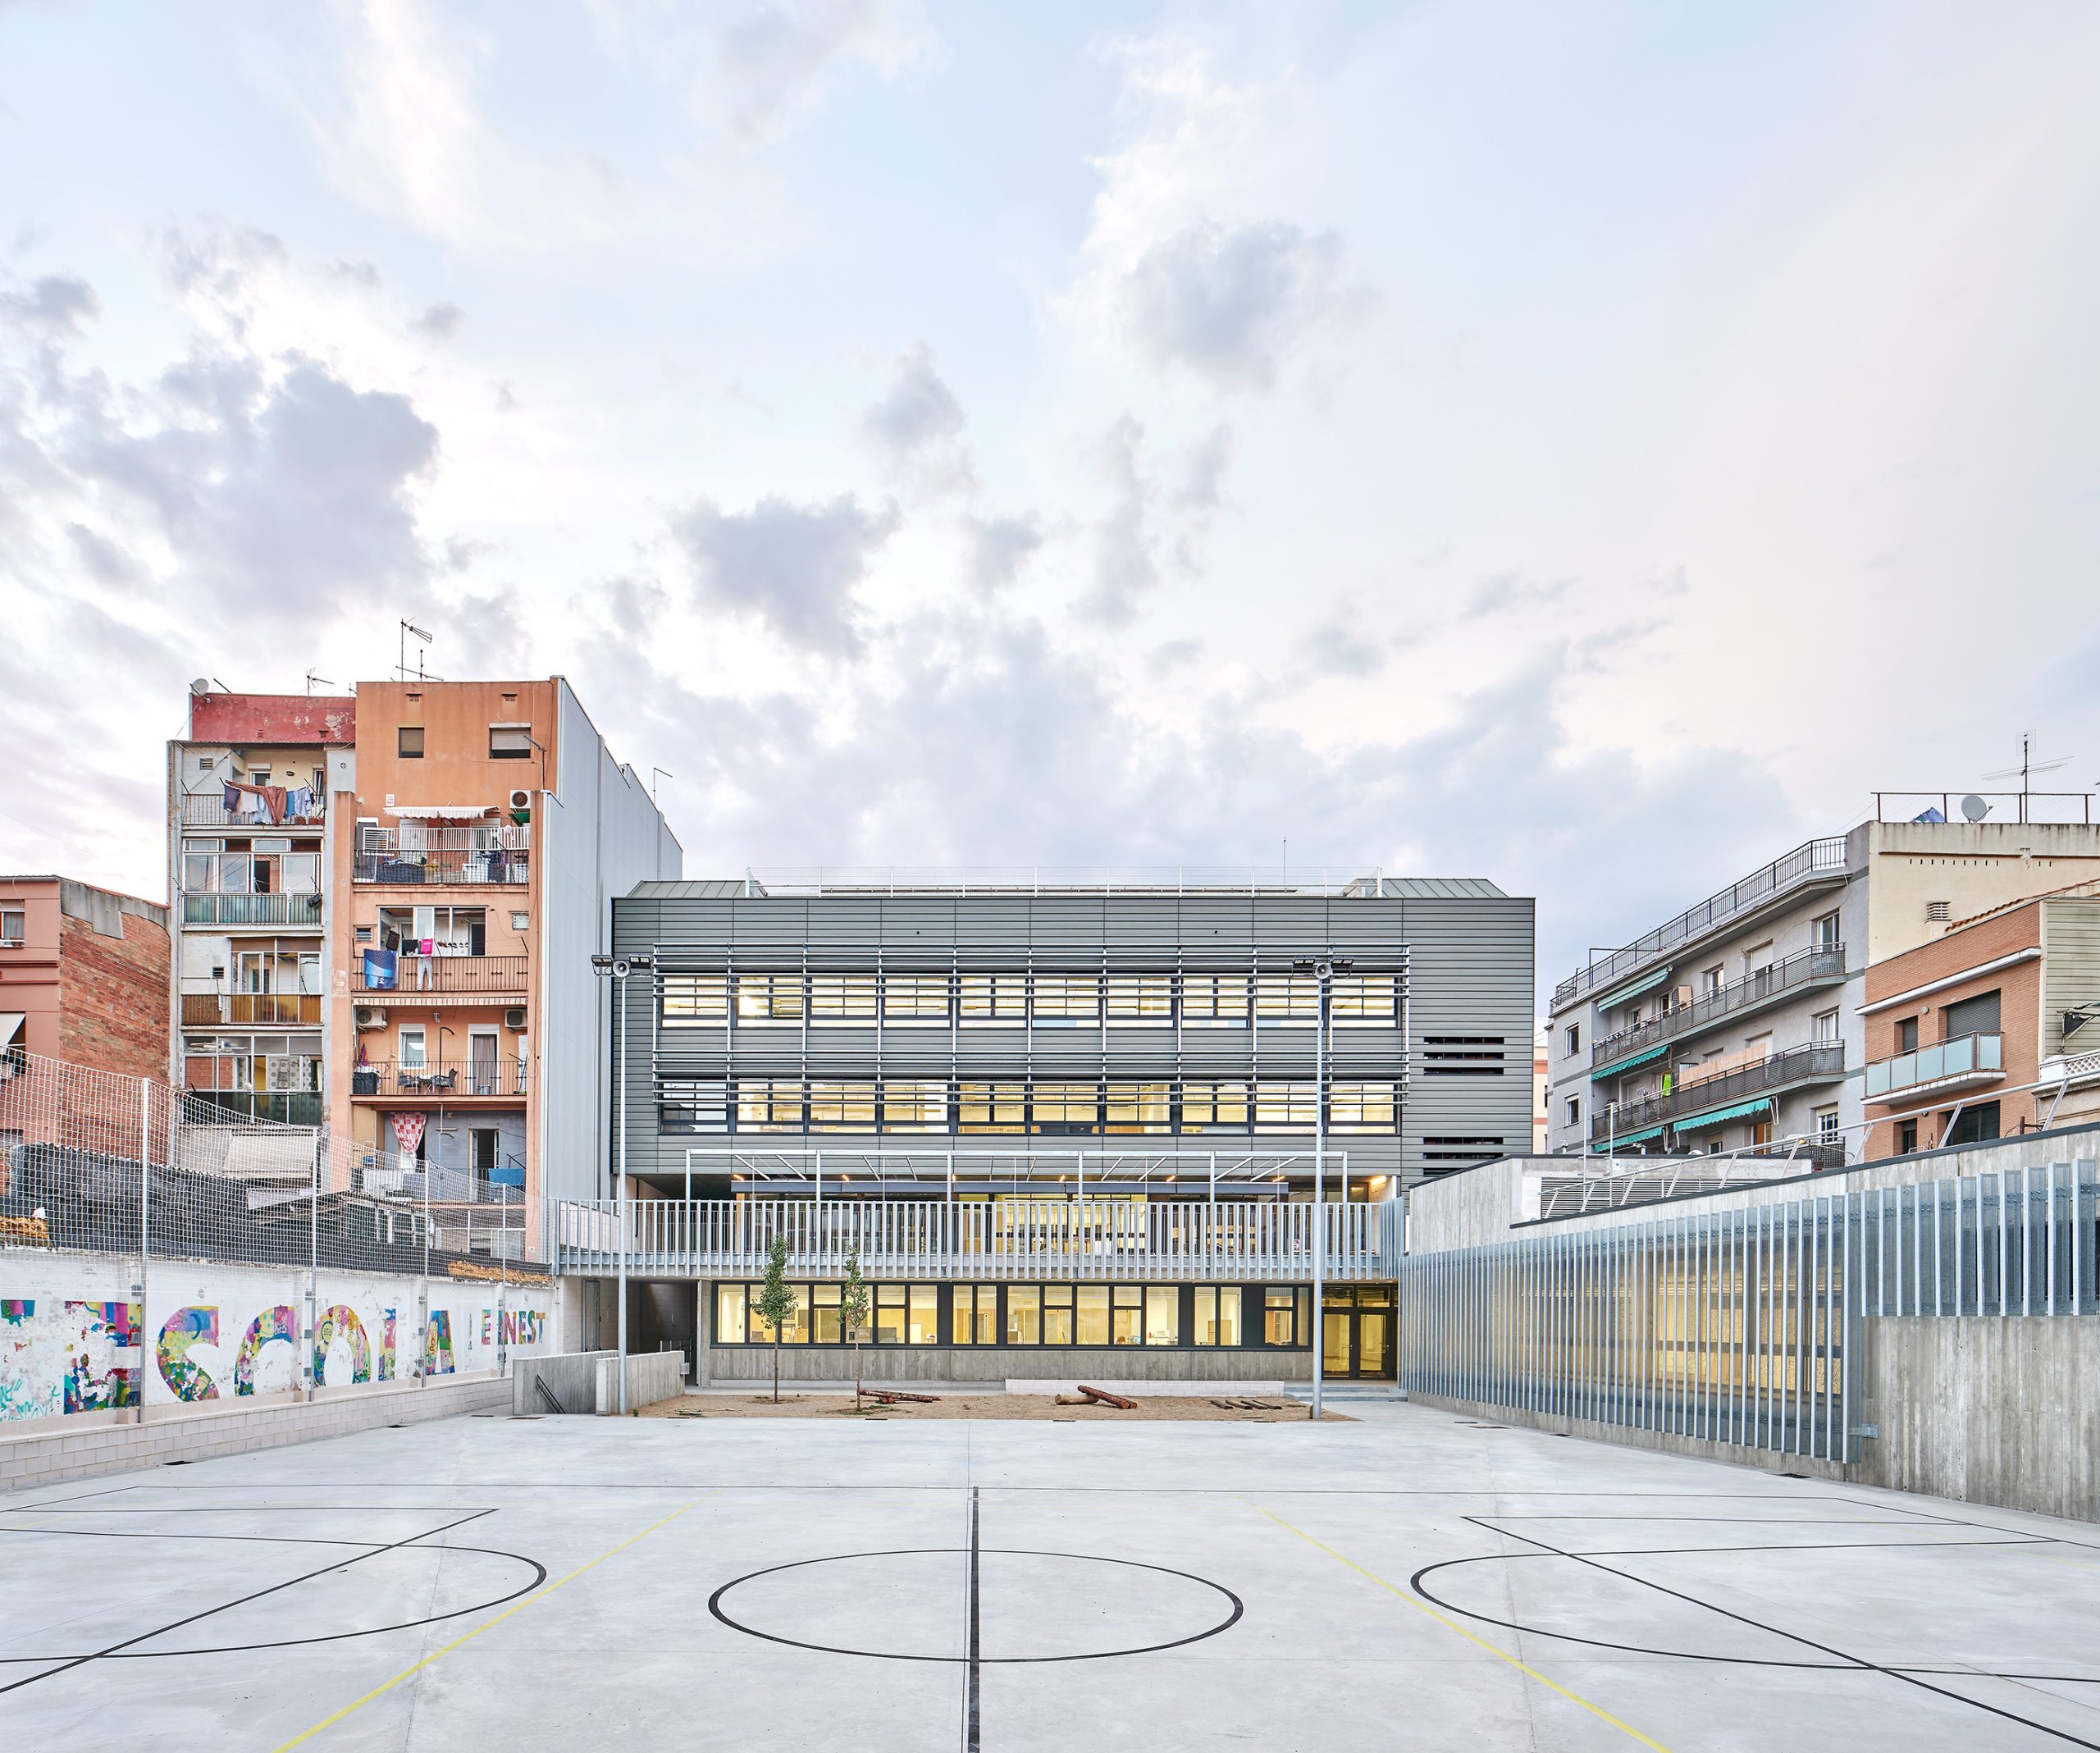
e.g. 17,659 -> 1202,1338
1076,1384 -> 1138,1410
867,1389 -> 938,1404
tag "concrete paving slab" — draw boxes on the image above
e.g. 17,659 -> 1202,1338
1,1400 -> 2097,1750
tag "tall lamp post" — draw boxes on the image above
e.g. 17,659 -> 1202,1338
1293,954 -> 1352,1422
591,950 -> 653,1414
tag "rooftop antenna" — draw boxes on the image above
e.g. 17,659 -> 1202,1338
1984,732 -> 2071,825
651,766 -> 674,805
398,619 -> 433,683
304,671 -> 335,696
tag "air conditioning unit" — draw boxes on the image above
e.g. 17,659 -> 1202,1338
508,788 -> 532,811
503,1007 -> 527,1030
354,1006 -> 388,1030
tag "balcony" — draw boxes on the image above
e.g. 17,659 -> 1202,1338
1590,943 -> 1847,1075
354,824 -> 529,888
1556,837 -> 1850,1010
180,792 -> 325,829
353,953 -> 529,996
1864,1031 -> 2003,1103
350,1058 -> 528,1101
1590,1041 -> 1846,1144
180,991 -> 323,1028
180,892 -> 323,929
553,1196 -> 1399,1282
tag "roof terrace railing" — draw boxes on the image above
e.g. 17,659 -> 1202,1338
1555,838 -> 1850,1010
740,865 -> 1381,897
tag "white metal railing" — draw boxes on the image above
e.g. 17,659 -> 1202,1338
1556,837 -> 1850,1008
742,865 -> 1381,897
554,1197 -> 1399,1281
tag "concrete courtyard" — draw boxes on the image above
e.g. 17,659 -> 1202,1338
2,1391 -> 2097,1751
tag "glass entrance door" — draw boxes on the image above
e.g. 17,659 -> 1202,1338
1320,1287 -> 1397,1379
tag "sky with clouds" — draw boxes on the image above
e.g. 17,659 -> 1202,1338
2,0 -> 2098,992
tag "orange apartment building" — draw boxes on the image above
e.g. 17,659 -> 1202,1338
170,678 -> 678,1242
1860,879 -> 2100,1157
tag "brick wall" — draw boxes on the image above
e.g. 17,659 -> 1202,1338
1863,903 -> 2042,1157
57,907 -> 171,1080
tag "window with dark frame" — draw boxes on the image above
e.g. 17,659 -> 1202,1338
398,726 -> 424,759
489,724 -> 532,760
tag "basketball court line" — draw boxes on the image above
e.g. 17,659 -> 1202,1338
1449,1514 -> 2100,1749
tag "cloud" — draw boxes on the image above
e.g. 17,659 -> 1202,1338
1176,424 -> 1234,510
707,0 -> 935,144
1080,414 -> 1155,624
962,514 -> 1041,595
862,341 -> 974,494
1465,573 -> 1570,619
672,491 -> 899,656
411,300 -> 465,340
1303,619 -> 1385,677
1123,218 -> 1344,390
0,272 -> 102,335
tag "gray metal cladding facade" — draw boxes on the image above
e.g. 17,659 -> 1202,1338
608,886 -> 1534,1185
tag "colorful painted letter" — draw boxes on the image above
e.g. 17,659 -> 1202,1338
232,1305 -> 299,1395
157,1307 -> 221,1402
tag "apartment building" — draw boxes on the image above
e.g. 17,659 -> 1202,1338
0,876 -> 170,1077
1860,879 -> 2100,1156
169,678 -> 680,1225
565,872 -> 1532,1382
1546,801 -> 2100,1165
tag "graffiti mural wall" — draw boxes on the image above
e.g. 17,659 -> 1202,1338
1,1254 -> 556,1428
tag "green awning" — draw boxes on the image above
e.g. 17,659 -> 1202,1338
1591,963 -> 1674,1011
1591,1042 -> 1669,1080
1672,1096 -> 1773,1134
1591,1124 -> 1667,1151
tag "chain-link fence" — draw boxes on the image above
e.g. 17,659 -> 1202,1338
0,1046 -> 550,1417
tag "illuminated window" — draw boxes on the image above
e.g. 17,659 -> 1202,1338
1331,973 -> 1400,1021
809,974 -> 877,1021
715,1284 -> 746,1344
952,1285 -> 998,1345
1182,973 -> 1249,1024
1194,1287 -> 1242,1347
1006,1285 -> 1041,1344
1264,1286 -> 1299,1346
1030,1081 -> 1099,1134
736,1079 -> 804,1130
874,1285 -> 906,1344
661,975 -> 728,1026
1144,1285 -> 1180,1346
1106,975 -> 1172,1023
813,1283 -> 842,1345
958,1081 -> 1025,1133
1330,1081 -> 1399,1133
1043,1285 -> 1075,1344
959,974 -> 1026,1024
751,1284 -> 810,1344
1104,1082 -> 1171,1134
1112,1285 -> 1144,1345
907,1285 -> 938,1344
1255,1083 -> 1319,1131
882,1080 -> 948,1130
1255,974 -> 1320,1021
1180,1082 -> 1250,1130
737,974 -> 804,1022
807,1080 -> 877,1130
1075,1285 -> 1111,1346
1032,974 -> 1100,1023
883,974 -> 950,1021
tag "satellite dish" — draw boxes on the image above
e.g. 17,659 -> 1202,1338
189,678 -> 210,695
1961,794 -> 1990,823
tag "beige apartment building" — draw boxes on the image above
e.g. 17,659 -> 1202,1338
168,678 -> 679,1238
1547,799 -> 2100,1166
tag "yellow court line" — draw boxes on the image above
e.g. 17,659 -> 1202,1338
1243,1500 -> 1676,1753
274,1499 -> 701,1751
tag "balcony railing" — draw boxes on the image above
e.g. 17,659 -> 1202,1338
180,792 -> 325,829
354,825 -> 530,887
180,892 -> 324,928
1590,1041 -> 1846,1142
1591,944 -> 1847,1073
553,1196 -> 1399,1281
180,991 -> 323,1027
350,1058 -> 527,1099
1864,1031 -> 2003,1102
353,954 -> 529,995
1556,837 -> 1850,1009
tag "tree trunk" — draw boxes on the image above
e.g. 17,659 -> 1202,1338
854,1339 -> 862,1410
773,1332 -> 781,1404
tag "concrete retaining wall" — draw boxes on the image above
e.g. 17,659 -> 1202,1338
514,1349 -> 687,1414
702,1346 -> 1315,1384
0,1374 -> 512,1493
1857,1315 -> 2100,1521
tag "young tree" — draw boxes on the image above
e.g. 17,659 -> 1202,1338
839,1248 -> 871,1411
755,1232 -> 795,1404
